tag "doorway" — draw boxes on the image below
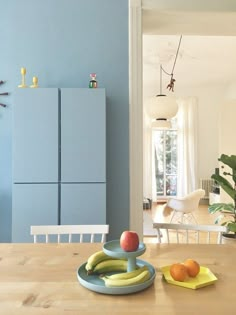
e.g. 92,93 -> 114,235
129,0 -> 236,238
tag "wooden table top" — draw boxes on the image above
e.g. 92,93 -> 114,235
0,242 -> 235,314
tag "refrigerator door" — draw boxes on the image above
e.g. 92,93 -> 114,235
12,184 -> 59,243
61,88 -> 106,183
60,183 -> 106,224
13,88 -> 59,183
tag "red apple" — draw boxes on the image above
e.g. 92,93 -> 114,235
120,231 -> 139,252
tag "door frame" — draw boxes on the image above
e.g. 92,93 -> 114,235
129,0 -> 143,236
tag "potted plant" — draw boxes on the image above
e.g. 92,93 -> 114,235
208,154 -> 236,242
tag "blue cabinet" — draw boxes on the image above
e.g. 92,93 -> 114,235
12,88 -> 106,242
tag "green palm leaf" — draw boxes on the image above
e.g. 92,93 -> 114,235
227,222 -> 236,233
211,174 -> 236,200
208,203 -> 234,214
219,154 -> 236,170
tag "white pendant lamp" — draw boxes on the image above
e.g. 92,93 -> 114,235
148,89 -> 178,118
147,35 -> 182,128
147,65 -> 178,128
152,118 -> 172,129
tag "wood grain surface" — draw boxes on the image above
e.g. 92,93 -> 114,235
0,243 -> 235,314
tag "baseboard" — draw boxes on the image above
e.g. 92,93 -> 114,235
200,198 -> 209,205
157,200 -> 167,205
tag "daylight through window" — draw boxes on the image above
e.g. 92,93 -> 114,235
153,128 -> 178,198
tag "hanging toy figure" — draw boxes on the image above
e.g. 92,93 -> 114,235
166,75 -> 176,92
89,73 -> 97,88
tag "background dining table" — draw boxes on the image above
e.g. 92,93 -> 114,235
0,242 -> 235,314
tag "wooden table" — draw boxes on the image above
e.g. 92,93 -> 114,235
0,243 -> 235,314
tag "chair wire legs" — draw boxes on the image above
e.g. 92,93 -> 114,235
170,211 -> 198,224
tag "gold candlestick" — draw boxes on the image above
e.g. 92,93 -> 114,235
30,76 -> 38,88
18,67 -> 28,88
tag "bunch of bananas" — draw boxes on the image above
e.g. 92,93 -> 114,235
101,265 -> 151,287
85,251 -> 151,287
85,251 -> 127,275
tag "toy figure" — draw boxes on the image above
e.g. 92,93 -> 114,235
89,73 -> 97,88
166,76 -> 176,92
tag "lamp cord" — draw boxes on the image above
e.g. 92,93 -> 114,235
171,35 -> 182,75
160,65 -> 163,95
160,35 -> 182,92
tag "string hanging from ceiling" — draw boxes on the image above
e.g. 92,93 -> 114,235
147,35 -> 183,129
163,34 -> 182,93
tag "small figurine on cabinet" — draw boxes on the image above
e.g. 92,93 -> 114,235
89,73 -> 97,88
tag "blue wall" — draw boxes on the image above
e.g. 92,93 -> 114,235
0,0 -> 129,241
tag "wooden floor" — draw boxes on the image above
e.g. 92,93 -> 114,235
143,202 -> 219,244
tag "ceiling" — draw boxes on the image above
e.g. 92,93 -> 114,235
142,10 -> 236,98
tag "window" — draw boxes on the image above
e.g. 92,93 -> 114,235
153,129 -> 178,198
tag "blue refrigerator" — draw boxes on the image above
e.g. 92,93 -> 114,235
12,88 -> 106,242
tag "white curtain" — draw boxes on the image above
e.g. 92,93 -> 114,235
176,97 -> 198,196
143,97 -> 198,200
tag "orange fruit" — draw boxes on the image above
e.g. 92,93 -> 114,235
170,263 -> 188,282
183,259 -> 200,277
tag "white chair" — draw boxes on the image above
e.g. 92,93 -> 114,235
30,224 -> 109,243
153,222 -> 228,244
166,189 -> 205,224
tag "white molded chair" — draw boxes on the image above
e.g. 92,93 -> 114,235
166,189 -> 205,224
153,222 -> 228,244
30,224 -> 109,243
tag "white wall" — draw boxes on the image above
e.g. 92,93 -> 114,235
175,84 -> 226,182
219,99 -> 236,203
142,0 -> 236,12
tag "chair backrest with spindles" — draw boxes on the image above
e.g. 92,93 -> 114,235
30,224 -> 109,243
153,223 -> 228,244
